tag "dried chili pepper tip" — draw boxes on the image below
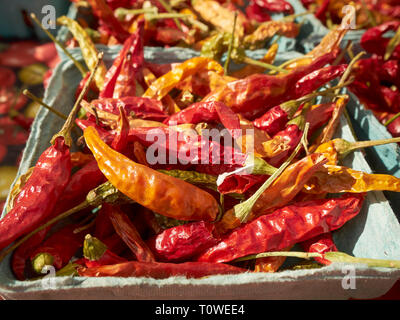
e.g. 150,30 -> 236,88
31,252 -> 54,274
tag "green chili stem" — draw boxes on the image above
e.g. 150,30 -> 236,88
224,11 -> 238,75
234,251 -> 322,262
30,13 -> 88,77
384,25 -> 400,61
384,111 -> 400,127
233,123 -> 310,223
22,89 -> 68,120
51,52 -> 104,146
115,7 -> 158,20
242,56 -> 289,74
282,10 -> 313,22
157,0 -> 183,31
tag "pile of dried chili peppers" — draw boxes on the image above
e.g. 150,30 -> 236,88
1,1 -> 400,283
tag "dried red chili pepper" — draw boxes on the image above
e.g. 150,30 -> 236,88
70,151 -> 95,168
164,101 -> 241,136
78,260 -> 246,278
0,136 -> 71,251
252,0 -> 294,14
203,51 -> 340,119
88,96 -> 168,121
360,21 -> 400,59
111,106 -> 130,152
246,2 -> 271,23
9,111 -> 34,131
104,204 -> 156,262
0,41 -> 41,67
217,174 -> 266,195
198,193 -> 365,263
0,87 -> 28,115
147,221 -> 219,262
29,223 -> 88,274
300,232 -> 337,265
99,20 -> 144,99
0,118 -> 29,146
83,234 -> 127,268
86,0 -> 130,43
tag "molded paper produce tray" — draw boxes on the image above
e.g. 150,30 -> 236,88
1,47 -> 400,300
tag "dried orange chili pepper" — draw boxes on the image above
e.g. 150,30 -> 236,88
83,126 -> 219,221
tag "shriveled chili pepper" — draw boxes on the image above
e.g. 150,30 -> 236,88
0,117 -> 29,146
143,56 -> 224,101
253,0 -> 294,14
57,16 -> 107,91
84,126 -> 219,221
244,20 -> 299,49
203,51 -> 340,119
78,260 -> 246,278
246,1 -> 271,23
104,203 -> 155,262
83,234 -> 127,268
0,136 -> 71,251
30,223 -> 89,274
216,153 -> 328,234
197,193 -> 365,263
88,96 -> 168,121
86,0 -> 131,44
147,221 -> 219,262
303,164 -> 400,194
164,101 -> 240,135
300,232 -> 337,265
99,20 -> 145,99
217,174 -> 266,195
360,21 -> 400,59
0,66 -> 16,88
111,106 -> 130,153
0,87 -> 28,115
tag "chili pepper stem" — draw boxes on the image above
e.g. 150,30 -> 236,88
83,234 -> 107,261
31,252 -> 54,274
384,25 -> 400,61
0,200 -> 90,264
335,51 -> 366,95
30,13 -> 88,77
224,11 -> 238,76
242,56 -> 289,74
233,123 -> 310,223
235,251 -> 400,269
157,0 -> 183,31
51,52 -> 104,147
146,13 -> 192,21
281,10 -> 314,22
337,137 -> 400,159
385,111 -> 400,127
22,89 -> 68,120
115,7 -> 158,20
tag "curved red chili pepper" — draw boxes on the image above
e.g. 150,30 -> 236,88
0,137 -> 71,251
217,174 -> 266,194
253,0 -> 294,14
246,2 -> 271,23
300,232 -> 338,265
147,221 -> 219,262
197,193 -> 365,263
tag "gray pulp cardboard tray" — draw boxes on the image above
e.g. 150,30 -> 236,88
1,47 -> 400,300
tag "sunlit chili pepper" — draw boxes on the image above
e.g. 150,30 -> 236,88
147,221 -> 219,262
246,2 -> 271,23
360,21 -> 400,59
164,101 -> 240,136
84,126 -> 219,221
216,153 -> 328,234
253,0 -> 294,13
244,20 -> 299,49
86,0 -> 131,43
83,234 -> 127,268
111,106 -> 130,153
142,56 -> 224,101
57,16 -> 107,90
203,51 -> 340,119
77,260 -> 246,278
70,151 -> 95,168
88,96 -> 168,121
0,136 -> 71,251
30,223 -> 89,274
99,20 -> 145,99
300,232 -> 337,265
197,193 -> 365,263
104,203 -> 155,262
303,164 -> 400,194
